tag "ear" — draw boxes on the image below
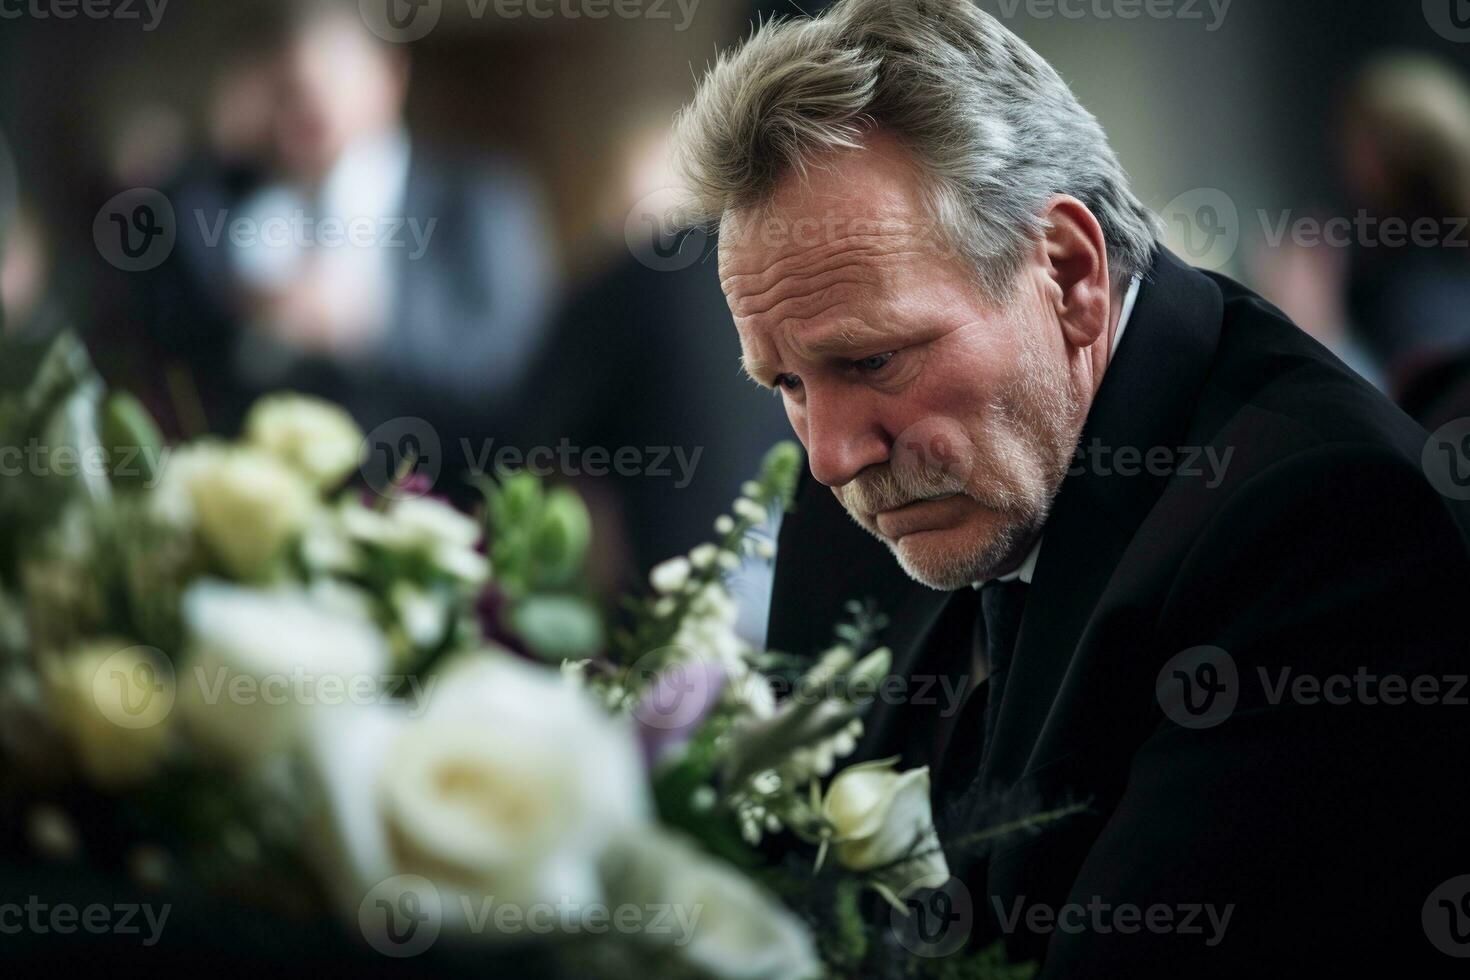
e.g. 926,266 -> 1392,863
1038,195 -> 1111,350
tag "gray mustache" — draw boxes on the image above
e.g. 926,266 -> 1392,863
838,465 -> 970,516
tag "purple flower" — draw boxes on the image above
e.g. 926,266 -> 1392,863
633,659 -> 728,770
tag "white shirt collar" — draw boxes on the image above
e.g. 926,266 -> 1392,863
973,273 -> 1144,590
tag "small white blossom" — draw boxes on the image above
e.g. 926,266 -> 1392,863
733,498 -> 766,524
650,557 -> 692,594
689,544 -> 719,569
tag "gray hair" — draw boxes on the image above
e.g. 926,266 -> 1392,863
670,0 -> 1161,294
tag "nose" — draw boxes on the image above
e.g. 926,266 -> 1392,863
801,387 -> 889,489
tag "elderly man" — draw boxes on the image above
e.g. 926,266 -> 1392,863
671,1 -> 1470,975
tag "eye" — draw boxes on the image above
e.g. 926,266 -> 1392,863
774,373 -> 803,392
853,352 -> 896,373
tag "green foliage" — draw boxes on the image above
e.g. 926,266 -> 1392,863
478,468 -> 601,660
650,720 -> 760,870
510,593 -> 603,661
481,471 -> 593,596
100,391 -> 164,488
0,331 -> 111,580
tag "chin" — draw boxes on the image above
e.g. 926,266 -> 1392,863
888,518 -> 1022,592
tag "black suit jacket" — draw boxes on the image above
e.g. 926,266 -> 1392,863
767,248 -> 1470,976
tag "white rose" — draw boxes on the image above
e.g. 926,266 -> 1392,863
179,581 -> 389,764
44,639 -> 174,787
601,828 -> 819,980
821,758 -> 950,899
244,393 -> 364,489
308,651 -> 650,930
154,444 -> 315,579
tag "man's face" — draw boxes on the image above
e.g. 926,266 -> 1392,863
720,133 -> 1092,590
273,13 -> 407,179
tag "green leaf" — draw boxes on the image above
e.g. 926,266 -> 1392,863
100,391 -> 165,487
509,594 -> 603,661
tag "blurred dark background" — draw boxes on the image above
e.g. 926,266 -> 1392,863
5,0 -> 1470,592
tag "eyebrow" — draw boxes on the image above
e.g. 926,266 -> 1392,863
741,354 -> 773,386
744,321 -> 902,386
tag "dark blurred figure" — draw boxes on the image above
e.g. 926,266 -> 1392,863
121,0 -> 556,459
525,125 -> 790,592
1339,53 -> 1470,429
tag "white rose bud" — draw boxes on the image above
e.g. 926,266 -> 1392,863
821,758 -> 950,899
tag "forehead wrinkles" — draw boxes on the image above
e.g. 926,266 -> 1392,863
721,222 -> 930,322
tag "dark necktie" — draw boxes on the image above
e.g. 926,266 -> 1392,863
931,579 -> 1030,808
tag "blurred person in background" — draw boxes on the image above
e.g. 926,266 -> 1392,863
1,207 -> 61,338
1337,53 -> 1470,429
128,0 -> 557,470
525,120 -> 790,616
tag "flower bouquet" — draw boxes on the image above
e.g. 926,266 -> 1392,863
0,328 -> 1057,978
